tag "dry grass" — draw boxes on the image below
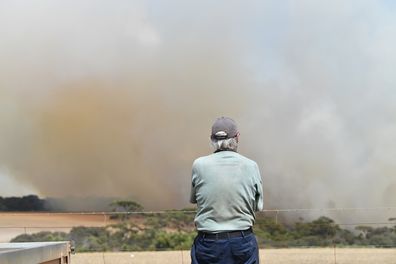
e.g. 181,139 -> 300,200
0,213 -> 108,242
72,248 -> 396,264
2,214 -> 396,263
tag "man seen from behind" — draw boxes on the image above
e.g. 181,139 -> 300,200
190,117 -> 263,264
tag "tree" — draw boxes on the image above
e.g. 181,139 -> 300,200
356,226 -> 373,239
109,199 -> 144,220
309,216 -> 339,238
110,200 -> 143,212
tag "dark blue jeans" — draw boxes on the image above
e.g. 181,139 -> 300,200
191,233 -> 259,264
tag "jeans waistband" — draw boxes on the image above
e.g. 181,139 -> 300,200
198,228 -> 253,240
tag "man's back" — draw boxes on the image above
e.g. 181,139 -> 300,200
190,151 -> 263,233
190,117 -> 262,264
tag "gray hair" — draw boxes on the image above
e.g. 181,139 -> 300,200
211,137 -> 238,152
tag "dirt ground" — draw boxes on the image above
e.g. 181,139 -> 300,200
72,248 -> 396,264
0,212 -> 108,242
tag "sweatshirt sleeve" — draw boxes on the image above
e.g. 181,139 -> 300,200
190,161 -> 198,204
254,163 -> 264,211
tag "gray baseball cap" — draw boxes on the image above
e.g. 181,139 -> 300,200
211,117 -> 238,140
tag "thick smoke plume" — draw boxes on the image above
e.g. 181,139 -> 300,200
1,1 -> 396,218
0,1 -> 248,209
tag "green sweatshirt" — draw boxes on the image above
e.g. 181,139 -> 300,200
190,151 -> 263,233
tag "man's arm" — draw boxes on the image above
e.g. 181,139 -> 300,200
190,161 -> 198,204
254,163 -> 263,211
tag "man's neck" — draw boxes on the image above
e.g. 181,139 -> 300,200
214,149 -> 237,153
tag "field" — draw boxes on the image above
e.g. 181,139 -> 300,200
72,248 -> 396,264
2,213 -> 396,263
0,213 -> 108,242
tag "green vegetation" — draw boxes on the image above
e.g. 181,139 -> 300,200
10,213 -> 396,251
0,195 -> 126,212
255,215 -> 396,248
0,195 -> 47,211
109,200 -> 144,220
7,197 -> 395,251
11,210 -> 196,252
110,200 -> 144,213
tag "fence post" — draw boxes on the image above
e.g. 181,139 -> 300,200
333,243 -> 337,264
103,212 -> 107,226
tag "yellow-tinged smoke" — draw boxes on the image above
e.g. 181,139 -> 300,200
0,2 -> 253,209
1,81 -> 246,208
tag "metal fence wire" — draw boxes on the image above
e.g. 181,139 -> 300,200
1,207 -> 396,264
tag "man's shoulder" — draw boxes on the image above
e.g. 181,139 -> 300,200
234,153 -> 259,167
192,154 -> 213,167
193,152 -> 258,167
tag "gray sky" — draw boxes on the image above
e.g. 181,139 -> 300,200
0,1 -> 395,213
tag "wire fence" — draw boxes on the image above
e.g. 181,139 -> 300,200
1,207 -> 396,252
0,209 -> 396,264
1,207 -> 396,230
